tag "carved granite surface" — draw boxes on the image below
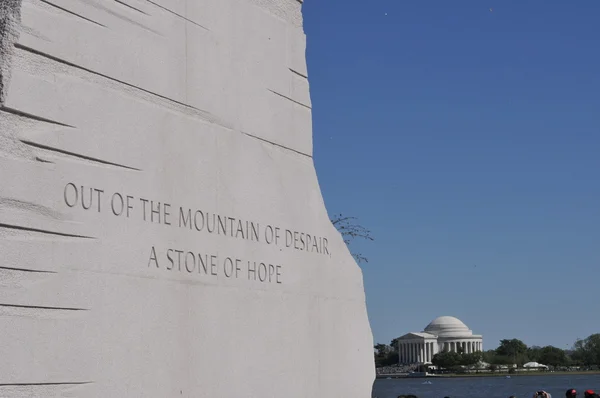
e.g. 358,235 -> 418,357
0,0 -> 374,396
0,0 -> 22,104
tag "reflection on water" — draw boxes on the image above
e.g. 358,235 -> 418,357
372,374 -> 600,398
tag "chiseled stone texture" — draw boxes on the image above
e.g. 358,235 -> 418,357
0,0 -> 375,397
0,0 -> 22,104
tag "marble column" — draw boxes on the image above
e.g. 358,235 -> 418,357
399,343 -> 402,363
402,343 -> 405,363
430,342 -> 434,361
401,343 -> 404,363
400,343 -> 404,363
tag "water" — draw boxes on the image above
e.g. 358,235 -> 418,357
372,374 -> 600,398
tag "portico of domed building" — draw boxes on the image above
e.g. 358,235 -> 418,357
396,316 -> 483,364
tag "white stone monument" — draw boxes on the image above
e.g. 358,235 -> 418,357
0,0 -> 375,396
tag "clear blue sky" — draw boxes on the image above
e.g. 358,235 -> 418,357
303,0 -> 600,351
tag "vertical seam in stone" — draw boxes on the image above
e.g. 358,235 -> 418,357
0,0 -> 22,106
184,0 -> 188,105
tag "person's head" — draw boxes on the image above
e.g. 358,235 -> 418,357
584,390 -> 595,398
566,389 -> 577,398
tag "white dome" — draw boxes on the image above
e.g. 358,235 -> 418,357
424,316 -> 473,338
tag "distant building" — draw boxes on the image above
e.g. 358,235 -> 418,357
396,316 -> 483,364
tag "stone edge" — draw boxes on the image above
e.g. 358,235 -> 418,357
0,0 -> 22,106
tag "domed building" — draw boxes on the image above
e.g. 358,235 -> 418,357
396,316 -> 483,364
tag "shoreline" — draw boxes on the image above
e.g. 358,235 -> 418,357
376,371 -> 600,380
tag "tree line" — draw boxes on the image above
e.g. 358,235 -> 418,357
375,334 -> 600,370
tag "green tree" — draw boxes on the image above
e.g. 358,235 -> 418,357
374,343 -> 391,367
375,343 -> 389,354
461,351 -> 483,367
572,334 -> 600,366
431,351 -> 462,371
331,214 -> 374,264
492,354 -> 514,366
538,346 -> 569,367
482,349 -> 498,364
527,346 -> 542,363
390,338 -> 400,352
374,343 -> 398,367
496,339 -> 528,365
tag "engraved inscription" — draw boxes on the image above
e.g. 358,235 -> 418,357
63,182 -> 331,285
